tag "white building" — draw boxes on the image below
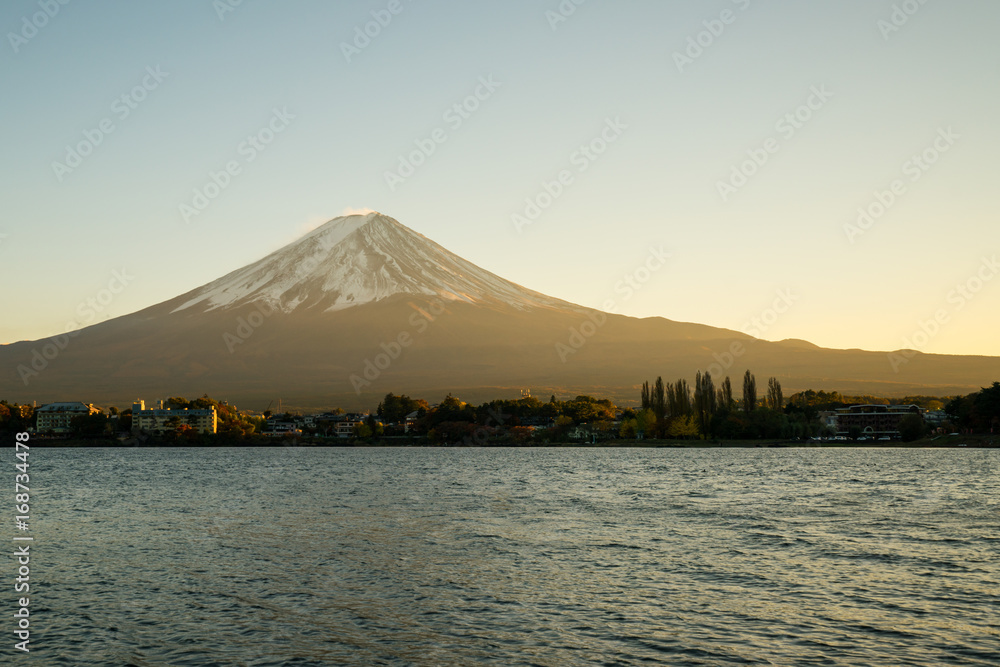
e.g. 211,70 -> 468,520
335,414 -> 368,438
131,399 -> 217,435
36,402 -> 100,433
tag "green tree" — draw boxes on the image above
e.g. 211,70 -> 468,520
652,378 -> 667,438
750,408 -> 788,439
541,397 -> 562,420
377,393 -> 427,424
365,414 -> 384,437
717,376 -> 734,412
667,379 -> 692,420
413,394 -> 477,435
898,414 -> 925,442
714,412 -> 747,439
766,377 -> 783,411
119,409 -> 133,433
974,382 -> 1000,430
945,394 -> 973,430
694,371 -> 716,438
69,413 -> 110,438
945,382 -> 1000,432
742,370 -> 757,414
165,416 -> 182,432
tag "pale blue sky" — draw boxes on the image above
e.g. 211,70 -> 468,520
2,0 -> 998,356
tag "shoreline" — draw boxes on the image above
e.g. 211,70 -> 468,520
16,436 -> 998,449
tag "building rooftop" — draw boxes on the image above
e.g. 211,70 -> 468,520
37,402 -> 94,412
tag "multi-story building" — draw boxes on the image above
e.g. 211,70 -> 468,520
36,402 -> 100,433
334,414 -> 368,438
261,421 -> 302,438
834,404 -> 923,439
404,410 -> 421,433
923,410 -> 949,428
131,399 -> 217,435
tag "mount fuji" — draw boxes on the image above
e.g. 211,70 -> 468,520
3,212 -> 998,410
170,212 -> 579,316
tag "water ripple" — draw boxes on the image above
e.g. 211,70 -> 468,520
27,447 -> 1000,665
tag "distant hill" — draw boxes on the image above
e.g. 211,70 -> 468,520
775,339 -> 822,350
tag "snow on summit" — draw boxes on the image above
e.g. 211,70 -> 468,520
172,212 -> 578,314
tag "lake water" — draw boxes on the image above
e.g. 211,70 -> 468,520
25,447 -> 1000,665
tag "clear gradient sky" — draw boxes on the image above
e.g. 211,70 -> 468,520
2,0 -> 998,356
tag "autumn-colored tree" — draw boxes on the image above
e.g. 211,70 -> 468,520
667,415 -> 700,439
636,409 -> 657,439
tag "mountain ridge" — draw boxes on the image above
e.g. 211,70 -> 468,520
3,212 -> 999,409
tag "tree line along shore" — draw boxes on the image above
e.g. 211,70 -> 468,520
3,374 -> 998,448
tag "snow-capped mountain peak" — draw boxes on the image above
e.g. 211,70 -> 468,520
172,212 -> 578,314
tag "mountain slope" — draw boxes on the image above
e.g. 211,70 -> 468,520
169,213 -> 581,315
2,212 -> 998,410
